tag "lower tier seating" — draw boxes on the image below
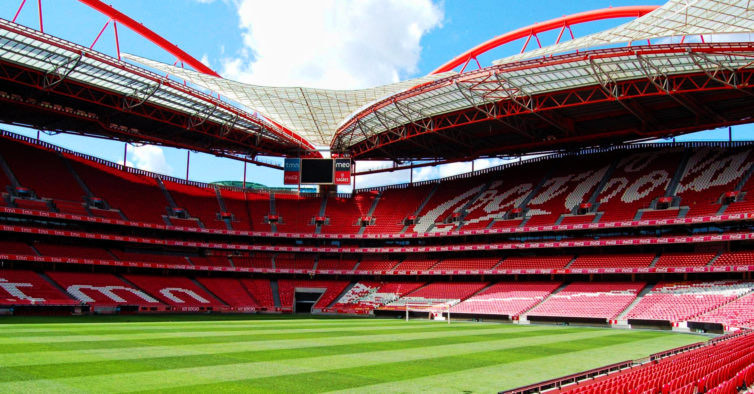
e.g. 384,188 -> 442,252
328,281 -> 425,313
46,271 -> 162,307
196,277 -> 259,309
693,291 -> 754,329
240,279 -> 275,310
384,282 -> 487,308
450,282 -> 562,316
626,280 -> 754,323
0,270 -> 77,305
561,331 -> 754,394
526,282 -> 645,320
122,275 -> 224,309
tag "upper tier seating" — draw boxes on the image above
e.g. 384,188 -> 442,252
0,269 -> 77,305
451,282 -> 561,316
411,178 -> 488,234
66,153 -> 169,224
654,252 -> 715,268
239,279 -> 275,310
274,194 -> 320,233
675,147 -> 754,217
320,195 -> 365,234
122,274 -> 224,309
625,280 -> 754,322
526,282 -> 645,320
385,282 -> 487,307
460,164 -> 550,230
329,281 -> 425,313
46,271 -> 162,307
693,291 -> 754,329
639,208 -> 681,220
524,155 -> 611,227
364,185 -> 432,234
568,253 -> 655,269
596,149 -> 684,222
196,277 -> 259,309
163,181 -> 227,229
218,189 -> 270,231
0,138 -> 85,202
561,331 -> 754,394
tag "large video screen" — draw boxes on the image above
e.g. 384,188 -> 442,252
300,159 -> 334,184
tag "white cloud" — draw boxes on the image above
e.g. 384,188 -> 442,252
127,144 -> 172,174
221,0 -> 443,89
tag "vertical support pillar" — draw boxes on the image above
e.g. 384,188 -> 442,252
186,151 -> 190,181
242,161 -> 247,189
123,143 -> 128,167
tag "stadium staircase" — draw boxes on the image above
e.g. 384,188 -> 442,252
190,278 -> 229,306
664,148 -> 692,198
270,279 -> 281,309
402,183 -> 439,233
518,282 -> 569,320
615,282 -> 656,321
455,181 -> 491,231
37,271 -> 77,301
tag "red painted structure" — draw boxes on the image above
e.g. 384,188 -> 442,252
431,6 -> 658,74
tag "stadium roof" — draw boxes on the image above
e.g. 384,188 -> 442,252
124,54 -> 454,148
493,0 -> 754,64
122,0 -> 754,160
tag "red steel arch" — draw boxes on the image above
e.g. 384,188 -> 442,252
431,5 -> 659,75
77,0 -> 221,77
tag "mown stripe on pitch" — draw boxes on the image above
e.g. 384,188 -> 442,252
0,321 -> 495,344
330,334 -> 707,393
0,328 -> 576,382
0,325 -> 560,368
0,328 -> 631,392
0,320 -> 431,336
149,331 -> 662,393
0,324 -> 505,353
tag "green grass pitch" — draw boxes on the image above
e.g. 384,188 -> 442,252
0,315 -> 705,393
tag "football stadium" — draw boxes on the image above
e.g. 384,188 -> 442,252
1,0 -> 754,392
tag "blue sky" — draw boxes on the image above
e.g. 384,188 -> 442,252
3,0 -> 751,191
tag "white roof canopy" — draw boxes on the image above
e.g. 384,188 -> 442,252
494,0 -> 754,65
123,53 -> 453,148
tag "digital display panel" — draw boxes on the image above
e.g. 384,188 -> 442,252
300,159 -> 334,184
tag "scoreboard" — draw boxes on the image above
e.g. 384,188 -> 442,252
284,158 -> 351,185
